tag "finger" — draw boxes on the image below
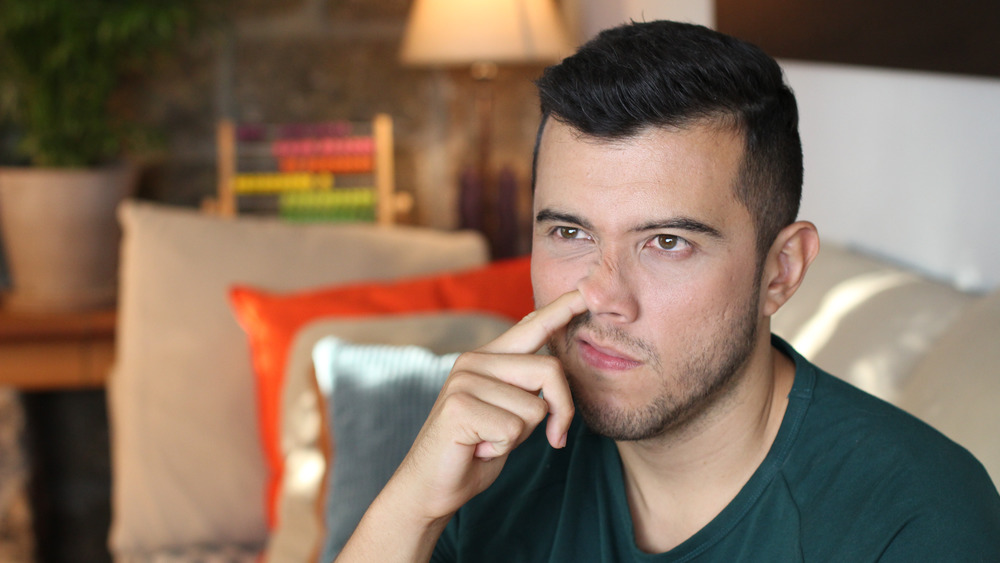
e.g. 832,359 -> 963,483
447,371 -> 550,445
440,391 -> 531,460
480,290 -> 587,355
456,352 -> 575,449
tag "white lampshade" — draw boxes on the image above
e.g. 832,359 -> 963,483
400,0 -> 573,66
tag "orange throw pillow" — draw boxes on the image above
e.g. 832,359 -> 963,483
229,256 -> 533,527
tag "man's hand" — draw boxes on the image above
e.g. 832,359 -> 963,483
396,289 -> 587,519
335,290 -> 586,562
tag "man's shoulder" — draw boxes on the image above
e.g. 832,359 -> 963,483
808,368 -> 975,460
777,338 -> 986,477
768,356 -> 1000,557
786,366 -> 1000,544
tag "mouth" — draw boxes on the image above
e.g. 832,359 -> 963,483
576,337 -> 643,371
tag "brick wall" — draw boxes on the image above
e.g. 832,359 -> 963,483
132,0 -> 550,232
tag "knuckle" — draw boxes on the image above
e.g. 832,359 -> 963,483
536,355 -> 567,383
499,412 -> 527,440
451,351 -> 481,371
443,368 -> 487,394
528,396 -> 549,422
442,373 -> 468,395
440,390 -> 477,417
537,354 -> 563,372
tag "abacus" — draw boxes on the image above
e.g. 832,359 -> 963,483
212,113 -> 410,225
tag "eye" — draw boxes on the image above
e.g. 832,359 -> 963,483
651,234 -> 689,251
554,226 -> 588,240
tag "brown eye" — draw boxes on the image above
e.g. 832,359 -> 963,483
655,235 -> 679,250
557,227 -> 580,239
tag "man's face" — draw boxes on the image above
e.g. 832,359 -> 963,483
531,119 -> 765,440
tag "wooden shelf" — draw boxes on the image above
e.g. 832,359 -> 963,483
0,308 -> 116,390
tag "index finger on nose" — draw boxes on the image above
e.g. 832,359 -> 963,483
480,290 -> 587,355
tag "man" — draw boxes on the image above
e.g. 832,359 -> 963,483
337,20 -> 1000,561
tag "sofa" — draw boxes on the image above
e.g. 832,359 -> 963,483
106,200 -> 999,562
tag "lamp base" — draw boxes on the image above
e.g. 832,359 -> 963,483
457,163 -> 523,259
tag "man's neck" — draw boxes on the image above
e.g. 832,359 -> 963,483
614,339 -> 796,554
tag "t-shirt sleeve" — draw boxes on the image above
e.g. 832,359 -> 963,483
877,458 -> 1000,561
878,509 -> 1000,561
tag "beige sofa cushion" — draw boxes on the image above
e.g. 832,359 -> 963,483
898,288 -> 1000,485
108,201 -> 487,554
773,243 -> 972,402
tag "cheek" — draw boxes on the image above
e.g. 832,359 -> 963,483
530,250 -> 586,308
656,271 -> 756,336
637,270 -> 738,329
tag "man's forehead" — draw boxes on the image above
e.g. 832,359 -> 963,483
536,121 -> 743,190
533,119 -> 749,234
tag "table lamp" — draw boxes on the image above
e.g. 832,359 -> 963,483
400,0 -> 572,256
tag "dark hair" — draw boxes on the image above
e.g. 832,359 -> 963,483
533,20 -> 802,258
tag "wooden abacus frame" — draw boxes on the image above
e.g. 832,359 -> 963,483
212,113 -> 408,225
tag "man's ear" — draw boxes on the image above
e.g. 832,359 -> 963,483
761,221 -> 820,317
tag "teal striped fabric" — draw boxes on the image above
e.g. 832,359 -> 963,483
312,336 -> 459,561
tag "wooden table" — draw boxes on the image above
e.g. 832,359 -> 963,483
0,307 -> 116,390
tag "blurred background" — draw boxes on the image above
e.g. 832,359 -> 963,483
1,1 -> 998,561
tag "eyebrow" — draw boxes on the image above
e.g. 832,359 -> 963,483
635,218 -> 724,239
535,208 -> 724,240
535,209 -> 595,231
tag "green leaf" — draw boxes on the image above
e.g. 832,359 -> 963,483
0,0 -> 203,167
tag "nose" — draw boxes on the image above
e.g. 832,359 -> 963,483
575,253 -> 639,323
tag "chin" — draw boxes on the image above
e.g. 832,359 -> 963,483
575,396 -> 672,441
566,355 -> 750,442
567,372 -> 675,441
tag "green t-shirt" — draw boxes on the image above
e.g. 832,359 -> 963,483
433,337 -> 1000,562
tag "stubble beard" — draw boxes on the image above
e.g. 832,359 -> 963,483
551,280 -> 762,442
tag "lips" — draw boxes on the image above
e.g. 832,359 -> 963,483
577,337 -> 642,371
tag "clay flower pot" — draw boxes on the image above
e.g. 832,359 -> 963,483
0,165 -> 137,312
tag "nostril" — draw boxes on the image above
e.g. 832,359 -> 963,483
574,260 -> 637,322
576,271 -> 610,312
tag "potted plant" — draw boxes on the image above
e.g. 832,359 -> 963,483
0,0 -> 199,312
